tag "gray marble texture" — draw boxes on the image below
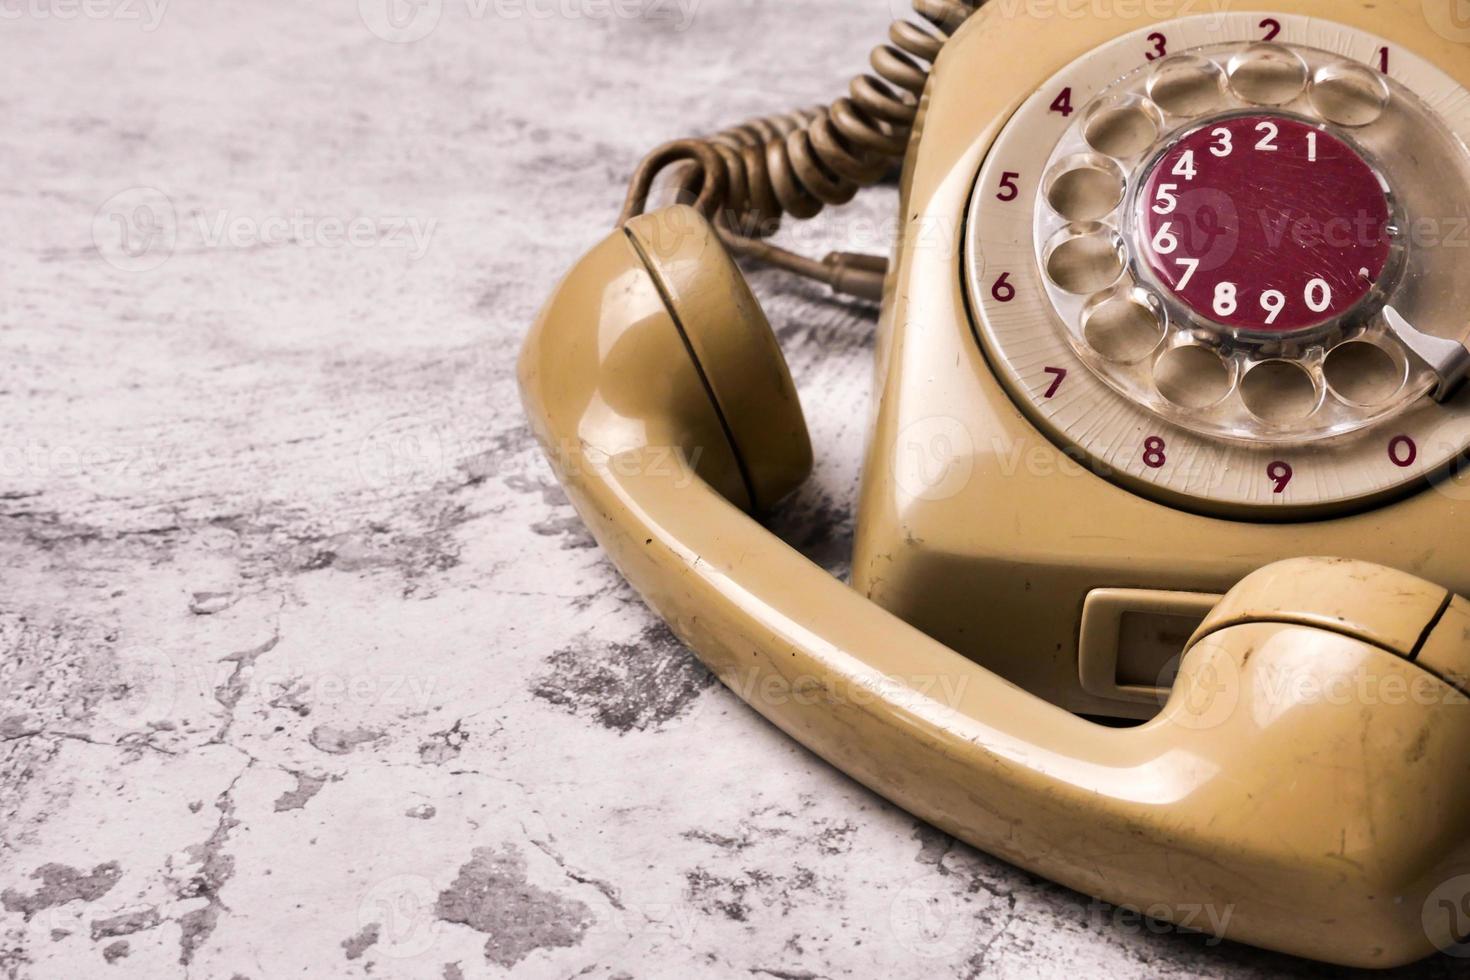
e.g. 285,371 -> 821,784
0,0 -> 1462,977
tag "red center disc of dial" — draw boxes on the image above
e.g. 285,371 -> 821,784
1136,114 -> 1391,334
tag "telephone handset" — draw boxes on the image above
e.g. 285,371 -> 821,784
521,0 -> 1470,966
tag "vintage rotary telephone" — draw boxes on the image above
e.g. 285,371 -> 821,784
521,0 -> 1470,966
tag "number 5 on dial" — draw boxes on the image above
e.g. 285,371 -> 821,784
997,171 -> 1021,202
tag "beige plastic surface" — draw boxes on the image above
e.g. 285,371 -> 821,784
1191,556 -> 1452,656
853,0 -> 1470,721
520,206 -> 1470,967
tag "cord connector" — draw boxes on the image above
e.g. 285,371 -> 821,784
822,251 -> 889,302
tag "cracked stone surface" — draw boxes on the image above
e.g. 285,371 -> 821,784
1,2 -> 1464,978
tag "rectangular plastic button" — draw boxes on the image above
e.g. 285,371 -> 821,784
1079,588 -> 1222,706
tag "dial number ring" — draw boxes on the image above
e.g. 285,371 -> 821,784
964,14 -> 1470,517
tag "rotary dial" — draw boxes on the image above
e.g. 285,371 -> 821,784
966,14 -> 1470,516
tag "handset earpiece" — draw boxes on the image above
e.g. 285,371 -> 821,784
620,206 -> 812,513
519,205 -> 793,515
522,206 -> 1470,968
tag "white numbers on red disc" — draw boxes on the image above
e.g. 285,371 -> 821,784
1137,114 -> 1391,334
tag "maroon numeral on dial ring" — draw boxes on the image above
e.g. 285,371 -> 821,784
991,272 -> 1016,302
1143,436 -> 1167,469
1267,461 -> 1293,493
1389,435 -> 1417,467
997,171 -> 1021,202
1042,367 -> 1066,398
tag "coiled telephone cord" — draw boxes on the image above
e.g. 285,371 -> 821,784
617,0 -> 985,300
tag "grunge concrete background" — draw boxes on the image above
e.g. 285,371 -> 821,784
0,0 -> 1462,977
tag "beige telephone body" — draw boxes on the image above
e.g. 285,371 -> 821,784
522,0 -> 1470,967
